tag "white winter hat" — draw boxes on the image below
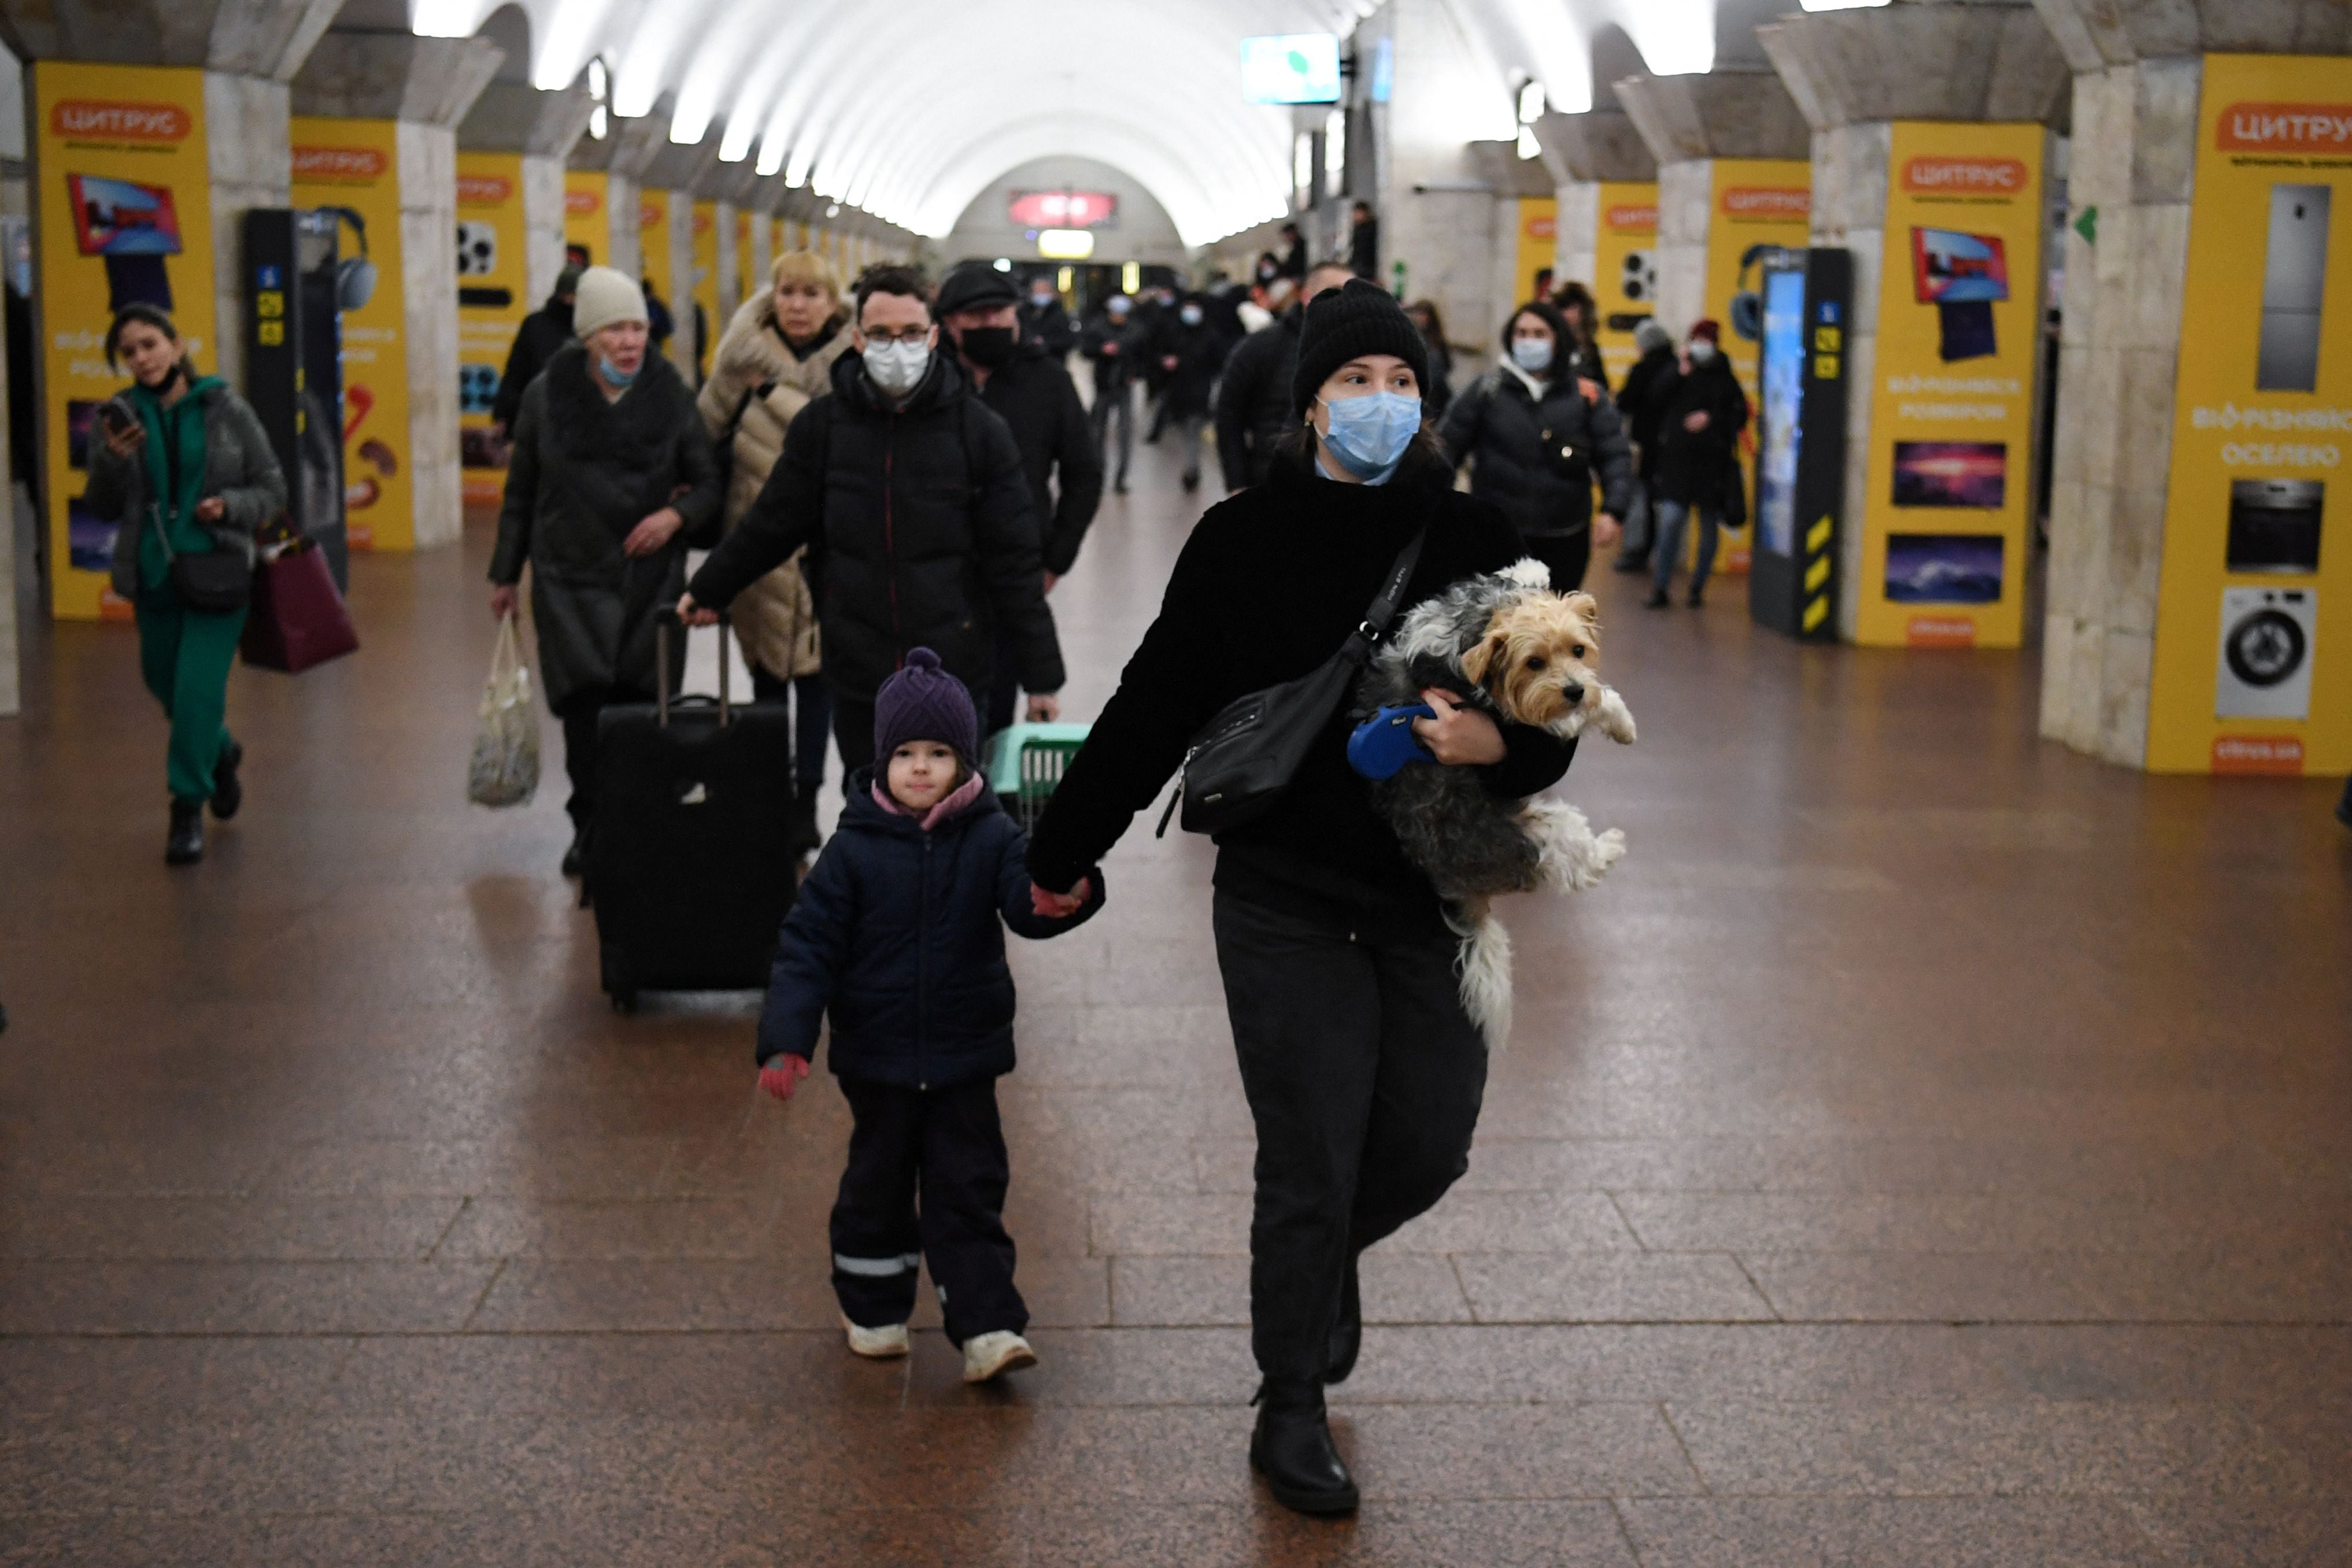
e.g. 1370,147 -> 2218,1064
572,265 -> 648,340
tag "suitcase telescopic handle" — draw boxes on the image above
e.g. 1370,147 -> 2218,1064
656,602 -> 731,728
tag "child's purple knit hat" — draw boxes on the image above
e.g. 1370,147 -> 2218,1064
872,647 -> 978,764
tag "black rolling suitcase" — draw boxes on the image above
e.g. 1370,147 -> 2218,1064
589,610 -> 798,1012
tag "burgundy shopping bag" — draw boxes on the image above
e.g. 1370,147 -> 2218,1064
240,538 -> 359,672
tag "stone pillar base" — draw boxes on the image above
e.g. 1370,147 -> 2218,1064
397,123 -> 462,552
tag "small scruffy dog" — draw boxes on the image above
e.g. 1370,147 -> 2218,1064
1358,559 -> 1636,1046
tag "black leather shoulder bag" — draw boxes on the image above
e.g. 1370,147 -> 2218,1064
1157,528 -> 1426,839
151,504 -> 252,615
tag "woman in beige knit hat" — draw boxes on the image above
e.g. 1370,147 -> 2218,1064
698,251 -> 856,855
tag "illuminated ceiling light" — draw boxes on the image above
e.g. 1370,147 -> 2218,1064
409,0 -> 474,37
993,258 -> 1012,272
825,203 -> 841,217
1799,0 -> 1889,8
1515,124 -> 1541,160
1037,228 -> 1094,260
1517,80 -> 1545,125
589,105 -> 609,140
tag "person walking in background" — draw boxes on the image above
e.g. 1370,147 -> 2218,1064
1018,275 -> 1076,358
1647,319 -> 1748,610
1215,260 -> 1353,493
83,304 -> 287,866
1275,221 -> 1308,282
755,648 -> 1104,1383
1347,201 -> 1381,282
1611,319 -> 1680,574
1545,280 -> 1611,391
1436,299 -> 1629,591
489,267 -> 723,878
1080,293 -> 1147,493
493,265 -> 578,439
1152,291 -> 1223,494
935,260 -> 1103,736
698,250 -> 857,855
676,265 -> 1065,777
642,278 -> 676,356
1404,298 -> 1454,419
1025,280 -> 1581,1515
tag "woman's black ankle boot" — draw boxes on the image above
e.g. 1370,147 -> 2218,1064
166,800 -> 205,866
1324,1254 -> 1362,1385
1250,1377 -> 1358,1515
209,741 -> 244,820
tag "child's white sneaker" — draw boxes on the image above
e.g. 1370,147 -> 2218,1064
961,1330 -> 1037,1383
842,1315 -> 910,1359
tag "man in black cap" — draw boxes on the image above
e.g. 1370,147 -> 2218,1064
1214,259 -> 1353,493
935,260 -> 1103,736
493,264 -> 579,438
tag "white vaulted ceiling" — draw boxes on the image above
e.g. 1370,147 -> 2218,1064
410,0 -> 1722,245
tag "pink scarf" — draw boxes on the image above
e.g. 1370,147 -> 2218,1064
872,768 -> 988,831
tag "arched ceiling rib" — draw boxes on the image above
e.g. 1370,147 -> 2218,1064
414,0 -> 1729,244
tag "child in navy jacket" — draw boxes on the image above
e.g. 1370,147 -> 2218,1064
758,647 -> 1103,1382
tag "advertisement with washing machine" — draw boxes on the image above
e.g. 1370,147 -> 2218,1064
2146,54 -> 2352,775
1853,122 -> 2047,650
291,120 -> 413,553
32,62 -> 219,621
1705,160 -> 1812,577
456,152 -> 527,506
1591,182 -> 1658,390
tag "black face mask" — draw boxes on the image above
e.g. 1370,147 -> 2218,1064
958,326 -> 1016,369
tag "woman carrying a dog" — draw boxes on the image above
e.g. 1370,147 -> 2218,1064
1026,280 -> 1578,1517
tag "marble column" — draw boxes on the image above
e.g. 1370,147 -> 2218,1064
1758,2 -> 2069,638
292,31 -> 503,552
641,133 -> 719,382
566,112 -> 667,294
2026,0 -> 2352,764
1532,108 -> 1656,292
458,82 -> 594,309
1614,69 -> 1813,338
699,152 -> 762,323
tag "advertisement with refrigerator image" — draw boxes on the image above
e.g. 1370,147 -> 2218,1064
1591,183 -> 1658,389
2146,54 -> 2352,774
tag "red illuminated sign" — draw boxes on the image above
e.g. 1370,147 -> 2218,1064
1008,190 -> 1117,230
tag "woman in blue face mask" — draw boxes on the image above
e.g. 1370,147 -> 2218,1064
1021,280 -> 1583,1518
1434,299 -> 1633,591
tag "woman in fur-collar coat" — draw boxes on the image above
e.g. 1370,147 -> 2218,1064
698,252 -> 856,845
490,267 -> 722,874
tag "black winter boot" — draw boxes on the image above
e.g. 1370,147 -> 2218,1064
210,740 -> 244,820
166,800 -> 205,866
1644,589 -> 1670,610
1251,1377 -> 1358,1515
1323,1253 -> 1362,1385
785,791 -> 823,859
1687,586 -> 1706,609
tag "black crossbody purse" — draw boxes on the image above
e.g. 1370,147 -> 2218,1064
1157,529 -> 1426,839
150,503 -> 252,614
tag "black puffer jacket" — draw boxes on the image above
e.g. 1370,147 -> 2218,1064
492,286 -> 575,431
974,341 -> 1103,576
686,350 -> 1064,703
759,775 -> 1104,1088
1211,312 -> 1301,491
1437,366 -> 1633,538
1148,311 -> 1223,420
489,345 -> 721,709
1614,343 -> 1681,483
1026,446 -> 1577,925
1651,355 -> 1750,506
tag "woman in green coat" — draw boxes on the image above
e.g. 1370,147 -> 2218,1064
83,304 -> 288,865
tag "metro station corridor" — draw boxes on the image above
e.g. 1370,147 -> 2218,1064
4,432 -> 2349,1563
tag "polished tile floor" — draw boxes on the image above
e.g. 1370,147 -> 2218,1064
3,435 -> 2349,1566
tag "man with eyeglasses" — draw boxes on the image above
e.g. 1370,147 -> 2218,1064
681,265 -> 1063,781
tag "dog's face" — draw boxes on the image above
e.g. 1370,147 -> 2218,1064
1460,591 -> 1603,728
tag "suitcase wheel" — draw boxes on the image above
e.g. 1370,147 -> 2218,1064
601,942 -> 637,1014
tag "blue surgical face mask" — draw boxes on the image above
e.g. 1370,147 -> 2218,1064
1316,390 -> 1422,485
1510,337 -> 1554,373
1179,304 -> 1203,326
596,352 -> 638,388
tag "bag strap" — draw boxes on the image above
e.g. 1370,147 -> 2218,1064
1357,529 -> 1428,645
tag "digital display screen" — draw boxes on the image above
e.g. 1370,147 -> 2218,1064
66,173 -> 183,257
1242,34 -> 1343,104
1892,441 -> 2008,509
1008,191 -> 1118,230
1885,533 -> 2005,604
1755,268 -> 1806,557
1912,227 -> 2008,304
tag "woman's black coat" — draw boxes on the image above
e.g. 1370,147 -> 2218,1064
489,344 -> 722,709
1150,315 -> 1223,420
1614,343 -> 1682,483
1650,356 -> 1750,508
1026,448 -> 1577,924
760,776 -> 1103,1088
1437,367 -> 1633,539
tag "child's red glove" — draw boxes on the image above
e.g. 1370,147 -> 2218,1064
759,1056 -> 812,1101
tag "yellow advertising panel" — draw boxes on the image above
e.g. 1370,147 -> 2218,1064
1511,197 -> 1555,308
564,169 -> 606,268
733,207 -> 755,317
771,216 -> 787,260
1707,159 -> 1811,575
690,199 -> 719,379
2147,54 -> 2352,775
639,188 -> 675,328
291,119 -> 411,553
456,151 -> 527,505
1853,123 -> 2044,649
33,62 -> 218,620
1592,182 -> 1658,388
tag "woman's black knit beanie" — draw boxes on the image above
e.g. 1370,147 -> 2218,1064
1291,278 -> 1431,418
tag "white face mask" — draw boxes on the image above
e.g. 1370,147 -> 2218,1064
863,339 -> 930,398
1179,304 -> 1203,326
1688,340 -> 1718,364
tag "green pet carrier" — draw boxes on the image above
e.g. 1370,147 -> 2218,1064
983,722 -> 1090,829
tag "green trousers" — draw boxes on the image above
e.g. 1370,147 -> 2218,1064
135,592 -> 246,805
